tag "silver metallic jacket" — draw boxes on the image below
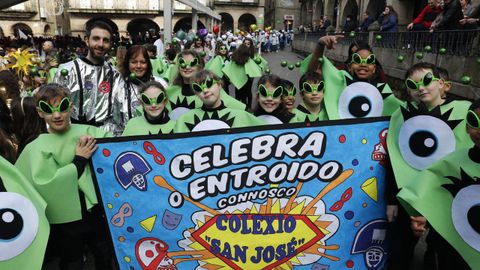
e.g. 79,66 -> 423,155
53,58 -> 126,134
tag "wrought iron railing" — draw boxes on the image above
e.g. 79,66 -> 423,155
297,30 -> 480,57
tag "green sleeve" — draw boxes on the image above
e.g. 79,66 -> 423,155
221,89 -> 246,110
244,59 -> 263,78
323,56 -> 350,120
47,68 -> 58,83
300,54 -> 312,75
222,61 -> 248,89
0,156 -> 50,270
205,56 -> 225,77
231,110 -> 265,128
173,109 -> 199,133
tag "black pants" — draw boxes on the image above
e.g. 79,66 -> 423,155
235,77 -> 253,110
44,206 -> 114,270
387,205 -> 419,270
425,228 -> 471,270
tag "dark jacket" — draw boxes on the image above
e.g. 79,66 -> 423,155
379,13 -> 399,32
432,0 -> 463,30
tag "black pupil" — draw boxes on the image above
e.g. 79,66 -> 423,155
192,59 -> 197,66
467,205 -> 480,234
409,131 -> 437,157
305,84 -> 313,92
0,208 -> 23,240
467,112 -> 479,127
193,84 -> 202,92
318,82 -> 325,91
349,96 -> 372,117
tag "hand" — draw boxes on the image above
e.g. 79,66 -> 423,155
76,135 -> 97,159
387,205 -> 398,222
407,23 -> 414,30
318,35 -> 344,50
410,216 -> 427,237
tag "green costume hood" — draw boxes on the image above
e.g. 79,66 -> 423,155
397,146 -> 480,269
387,100 -> 473,189
222,58 -> 262,89
322,56 -> 404,120
1,156 -> 49,270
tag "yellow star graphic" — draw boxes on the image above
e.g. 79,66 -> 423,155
9,48 -> 35,75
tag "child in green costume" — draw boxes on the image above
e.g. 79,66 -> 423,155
123,81 -> 175,136
15,83 -> 113,270
0,155 -> 49,270
167,50 -> 245,120
253,74 -> 300,124
146,44 -> 168,78
174,70 -> 262,133
280,79 -> 297,113
293,71 -> 328,122
398,100 -> 480,270
386,63 -> 472,270
205,42 -> 231,91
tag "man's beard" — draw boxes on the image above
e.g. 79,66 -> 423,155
88,46 -> 106,61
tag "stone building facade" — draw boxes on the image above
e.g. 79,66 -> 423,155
0,0 -> 266,38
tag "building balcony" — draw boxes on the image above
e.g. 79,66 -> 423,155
214,0 -> 259,6
0,1 -> 37,19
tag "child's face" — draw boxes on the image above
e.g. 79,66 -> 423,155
37,96 -> 72,134
301,80 -> 324,108
282,86 -> 296,111
257,82 -> 282,113
407,68 -> 444,108
349,49 -> 376,80
178,54 -> 200,80
141,86 -> 166,119
466,108 -> 480,147
193,78 -> 222,109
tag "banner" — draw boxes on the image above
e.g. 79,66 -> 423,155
91,118 -> 390,270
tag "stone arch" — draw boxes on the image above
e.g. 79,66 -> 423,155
173,17 -> 206,33
11,23 -> 32,38
366,0 -> 386,20
341,0 -> 359,24
238,13 -> 256,31
127,18 -> 160,40
220,12 -> 234,33
300,2 -> 308,25
313,0 -> 324,22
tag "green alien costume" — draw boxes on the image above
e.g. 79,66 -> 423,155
0,156 -> 49,270
222,58 -> 263,89
321,56 -> 404,120
397,145 -> 480,269
174,103 -> 263,133
387,100 -> 473,190
292,103 -> 328,122
151,57 -> 168,78
15,124 -> 110,224
166,85 -> 246,120
205,55 -> 227,78
123,112 -> 175,136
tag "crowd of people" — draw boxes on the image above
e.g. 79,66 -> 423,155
301,0 -> 480,35
0,13 -> 478,270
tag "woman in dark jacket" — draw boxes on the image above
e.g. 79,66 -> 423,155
379,5 -> 399,32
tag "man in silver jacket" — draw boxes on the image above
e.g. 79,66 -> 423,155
54,21 -> 126,134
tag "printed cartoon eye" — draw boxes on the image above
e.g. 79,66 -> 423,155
398,115 -> 455,170
338,82 -> 384,119
0,192 -> 39,261
451,184 -> 480,252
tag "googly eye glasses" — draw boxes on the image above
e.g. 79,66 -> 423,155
351,53 -> 376,65
38,97 -> 71,114
140,92 -> 165,105
179,57 -> 199,69
283,86 -> 297,97
191,77 -> 219,92
301,81 -> 325,93
405,72 -> 440,90
258,84 -> 283,98
466,110 -> 480,129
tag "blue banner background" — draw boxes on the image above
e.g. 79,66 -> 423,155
91,119 -> 390,270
